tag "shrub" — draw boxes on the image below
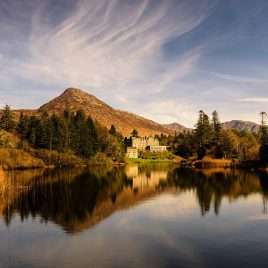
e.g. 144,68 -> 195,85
32,149 -> 84,167
88,152 -> 113,165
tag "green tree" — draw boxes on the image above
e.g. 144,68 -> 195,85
174,132 -> 195,158
211,110 -> 222,143
16,112 -> 29,139
109,125 -> 116,135
259,111 -> 268,161
131,129 -> 138,137
0,104 -> 15,131
194,110 -> 213,159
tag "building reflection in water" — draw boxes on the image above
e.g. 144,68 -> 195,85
125,165 -> 169,190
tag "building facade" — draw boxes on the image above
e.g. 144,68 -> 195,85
149,145 -> 167,152
126,147 -> 138,158
127,137 -> 160,150
125,137 -> 167,158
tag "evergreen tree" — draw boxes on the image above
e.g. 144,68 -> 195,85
62,110 -> 72,151
131,129 -> 138,137
16,112 -> 29,139
49,114 -> 66,152
0,104 -> 15,131
174,132 -> 195,158
259,111 -> 268,161
211,110 -> 222,143
27,116 -> 43,148
86,116 -> 99,156
194,110 -> 213,159
109,125 -> 116,135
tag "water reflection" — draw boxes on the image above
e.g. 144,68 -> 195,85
168,168 -> 268,216
1,165 -> 268,233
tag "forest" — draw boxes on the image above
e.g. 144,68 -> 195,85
0,105 -> 126,169
156,110 -> 268,165
0,105 -> 267,169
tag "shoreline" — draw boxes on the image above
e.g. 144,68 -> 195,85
1,158 -> 267,172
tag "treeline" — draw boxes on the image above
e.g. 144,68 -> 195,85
17,110 -> 99,158
157,110 -> 268,163
0,105 -> 126,166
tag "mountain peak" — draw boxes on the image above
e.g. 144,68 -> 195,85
39,87 -> 108,112
62,87 -> 86,95
38,88 -> 172,136
61,87 -> 93,100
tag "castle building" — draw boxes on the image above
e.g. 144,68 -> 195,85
125,136 -> 167,158
127,137 -> 160,150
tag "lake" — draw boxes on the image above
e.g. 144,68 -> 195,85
1,164 -> 268,267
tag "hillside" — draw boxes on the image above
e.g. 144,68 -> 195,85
222,120 -> 260,133
38,88 -> 172,137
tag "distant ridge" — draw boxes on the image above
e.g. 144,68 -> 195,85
221,120 -> 260,133
164,120 -> 260,134
38,88 -> 172,136
162,123 -> 192,133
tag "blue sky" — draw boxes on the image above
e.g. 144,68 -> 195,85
0,0 -> 268,127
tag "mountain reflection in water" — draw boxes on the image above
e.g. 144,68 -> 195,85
0,165 -> 268,234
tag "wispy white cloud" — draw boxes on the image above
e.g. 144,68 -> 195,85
237,98 -> 268,103
0,0 -> 213,106
1,0 -> 268,126
211,72 -> 268,84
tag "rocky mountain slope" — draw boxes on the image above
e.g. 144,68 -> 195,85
164,120 -> 260,134
221,120 -> 260,133
38,88 -> 172,136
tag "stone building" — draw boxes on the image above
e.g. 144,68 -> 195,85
126,137 -> 160,150
125,136 -> 167,158
149,145 -> 167,152
126,147 -> 138,158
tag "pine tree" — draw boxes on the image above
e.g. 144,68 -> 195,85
109,125 -> 116,135
194,110 -> 213,159
16,112 -> 29,139
27,116 -> 43,148
131,129 -> 138,137
259,111 -> 268,161
211,110 -> 222,143
0,104 -> 15,131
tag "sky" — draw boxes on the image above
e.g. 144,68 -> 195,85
0,0 -> 268,127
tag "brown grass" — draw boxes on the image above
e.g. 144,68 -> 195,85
0,148 -> 45,170
194,156 -> 232,168
32,149 -> 84,167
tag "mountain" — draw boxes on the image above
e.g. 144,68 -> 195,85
6,88 -> 260,136
38,88 -> 172,137
162,123 -> 192,133
163,120 -> 260,134
222,120 -> 260,133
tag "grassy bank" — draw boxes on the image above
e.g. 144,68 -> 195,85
0,148 -> 45,170
125,156 -> 183,164
31,149 -> 85,168
193,157 -> 232,168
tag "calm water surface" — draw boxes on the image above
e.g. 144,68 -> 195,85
1,164 -> 268,267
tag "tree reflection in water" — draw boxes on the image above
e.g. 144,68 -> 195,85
1,165 -> 268,233
168,168 -> 268,216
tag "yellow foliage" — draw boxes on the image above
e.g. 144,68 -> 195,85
33,149 -> 84,167
194,156 -> 232,168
